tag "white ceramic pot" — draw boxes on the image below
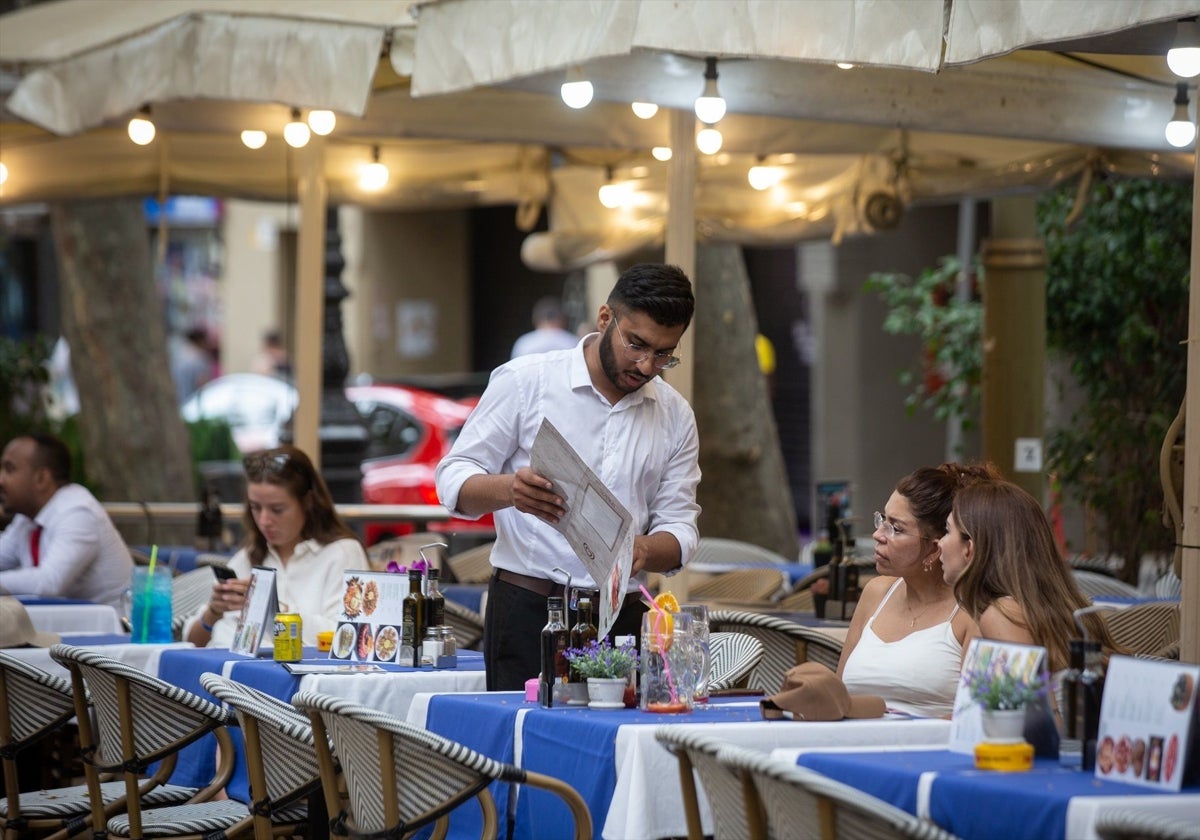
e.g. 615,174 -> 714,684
981,708 -> 1026,742
587,677 -> 627,709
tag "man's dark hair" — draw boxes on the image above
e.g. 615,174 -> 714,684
608,264 -> 694,327
28,433 -> 71,485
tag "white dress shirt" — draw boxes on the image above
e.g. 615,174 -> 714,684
187,537 -> 368,647
0,484 -> 133,608
435,338 -> 701,591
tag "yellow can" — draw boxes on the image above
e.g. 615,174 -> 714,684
273,613 -> 303,662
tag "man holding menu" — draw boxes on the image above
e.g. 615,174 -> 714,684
436,264 -> 701,690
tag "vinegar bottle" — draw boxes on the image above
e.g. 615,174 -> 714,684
402,568 -> 426,668
1078,640 -> 1105,771
1059,639 -> 1085,769
539,596 -> 568,707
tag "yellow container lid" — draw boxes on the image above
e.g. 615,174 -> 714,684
974,741 -> 1035,772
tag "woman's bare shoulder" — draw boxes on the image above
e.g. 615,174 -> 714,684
978,597 -> 1035,646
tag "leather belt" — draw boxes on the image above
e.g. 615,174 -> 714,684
493,569 -> 644,606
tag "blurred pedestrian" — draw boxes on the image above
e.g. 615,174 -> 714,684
252,329 -> 292,378
511,296 -> 579,358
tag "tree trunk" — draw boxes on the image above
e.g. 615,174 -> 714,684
692,244 -> 799,559
50,198 -> 194,543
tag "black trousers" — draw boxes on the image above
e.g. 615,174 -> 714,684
483,574 -> 649,691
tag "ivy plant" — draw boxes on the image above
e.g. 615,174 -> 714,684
865,256 -> 983,429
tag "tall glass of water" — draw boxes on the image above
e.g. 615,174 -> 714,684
681,603 -> 711,703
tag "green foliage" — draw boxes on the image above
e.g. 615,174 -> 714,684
0,335 -> 54,443
1036,177 -> 1190,576
186,418 -> 239,496
565,639 -> 640,679
865,256 -> 983,428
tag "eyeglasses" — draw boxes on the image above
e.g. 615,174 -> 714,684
873,510 -> 932,541
243,450 -> 290,478
613,320 -> 681,370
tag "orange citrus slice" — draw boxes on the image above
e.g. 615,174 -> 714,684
647,591 -> 679,652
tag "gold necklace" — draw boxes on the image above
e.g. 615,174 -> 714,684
906,599 -> 936,628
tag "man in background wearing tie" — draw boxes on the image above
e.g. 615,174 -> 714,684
0,434 -> 131,608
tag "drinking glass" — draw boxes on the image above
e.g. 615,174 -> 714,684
681,603 -> 711,703
640,610 -> 695,713
129,567 -> 173,644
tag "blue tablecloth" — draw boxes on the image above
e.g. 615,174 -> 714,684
441,584 -> 485,613
60,632 -> 133,646
423,692 -> 761,840
797,749 -> 1196,840
157,646 -> 486,802
16,594 -> 96,606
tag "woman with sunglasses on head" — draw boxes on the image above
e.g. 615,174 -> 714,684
939,478 -> 1119,674
837,462 -> 1000,717
185,445 -> 368,647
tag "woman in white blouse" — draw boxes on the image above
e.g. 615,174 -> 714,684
185,445 -> 367,647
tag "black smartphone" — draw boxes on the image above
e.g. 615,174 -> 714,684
210,565 -> 237,582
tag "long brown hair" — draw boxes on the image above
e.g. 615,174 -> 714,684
240,445 -> 359,565
951,479 -> 1118,671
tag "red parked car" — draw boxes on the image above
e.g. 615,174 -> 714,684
347,384 -> 494,545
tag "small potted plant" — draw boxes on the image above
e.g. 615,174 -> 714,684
961,652 -> 1048,742
564,639 -> 639,709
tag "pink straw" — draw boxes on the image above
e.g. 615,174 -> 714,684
638,585 -> 679,703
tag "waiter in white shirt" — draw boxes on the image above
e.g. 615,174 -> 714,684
0,433 -> 132,609
437,264 -> 702,690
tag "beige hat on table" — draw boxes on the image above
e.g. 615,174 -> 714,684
0,596 -> 61,648
760,662 -> 886,721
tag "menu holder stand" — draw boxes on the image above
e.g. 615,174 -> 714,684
230,567 -> 277,656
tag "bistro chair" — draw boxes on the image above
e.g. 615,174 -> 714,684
171,566 -> 218,641
690,537 -> 794,572
1094,809 -> 1200,840
49,645 -> 246,839
654,727 -> 759,840
294,689 -> 592,840
707,632 -> 765,692
1103,601 -> 1181,657
716,744 -> 962,840
445,541 -> 495,584
443,599 -> 485,651
199,674 -> 327,840
1072,570 -> 1139,600
0,652 -> 195,840
689,569 -> 788,605
709,610 -> 844,693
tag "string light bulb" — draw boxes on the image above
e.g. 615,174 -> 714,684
359,146 -> 389,191
694,57 -> 727,124
598,167 -> 625,208
127,105 -> 156,145
696,126 -> 723,155
748,158 -> 784,190
651,146 -> 673,161
307,110 -> 336,136
240,130 -> 267,149
283,108 -> 310,148
631,101 -> 659,119
0,161 -> 7,186
1165,83 -> 1196,147
836,62 -> 855,70
1168,19 -> 1200,78
561,66 -> 594,109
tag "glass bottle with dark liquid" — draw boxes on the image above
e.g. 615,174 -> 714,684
568,597 -> 598,682
402,568 -> 426,667
426,567 -> 446,629
539,596 -> 568,707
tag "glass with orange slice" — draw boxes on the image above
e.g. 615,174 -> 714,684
640,591 -> 697,713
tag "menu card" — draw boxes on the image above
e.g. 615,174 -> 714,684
329,571 -> 410,664
1096,655 -> 1198,791
230,567 -> 277,656
949,638 -> 1049,754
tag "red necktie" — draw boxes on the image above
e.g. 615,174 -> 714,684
29,524 -> 42,567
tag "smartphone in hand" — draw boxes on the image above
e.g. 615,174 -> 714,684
211,565 -> 237,582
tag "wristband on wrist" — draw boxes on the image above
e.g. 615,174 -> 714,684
200,609 -> 218,633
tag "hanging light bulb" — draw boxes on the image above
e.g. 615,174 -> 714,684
597,167 -> 625,208
748,158 -> 784,190
240,130 -> 267,150
359,146 -> 390,191
284,108 -> 310,148
696,126 -> 723,155
560,65 -> 594,109
0,161 -> 7,186
1165,83 -> 1196,147
127,105 -> 156,145
631,101 -> 659,119
651,146 -> 673,161
836,62 -> 855,70
307,109 -> 336,136
694,57 -> 727,124
1168,19 -> 1200,78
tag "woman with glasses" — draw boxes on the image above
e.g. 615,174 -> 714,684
185,445 -> 367,647
837,462 -> 999,716
940,479 -> 1118,673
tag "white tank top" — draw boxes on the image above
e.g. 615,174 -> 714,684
840,578 -> 964,717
